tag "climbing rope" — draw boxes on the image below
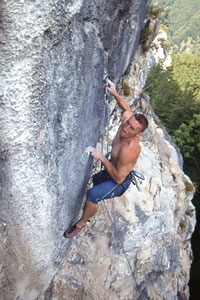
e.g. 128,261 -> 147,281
99,76 -> 147,298
102,74 -> 110,155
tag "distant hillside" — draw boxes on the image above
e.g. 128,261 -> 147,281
156,0 -> 200,54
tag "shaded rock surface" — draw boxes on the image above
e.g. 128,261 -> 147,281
44,17 -> 195,300
0,0 -> 156,299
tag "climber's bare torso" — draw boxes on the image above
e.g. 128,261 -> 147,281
109,111 -> 142,182
63,79 -> 148,237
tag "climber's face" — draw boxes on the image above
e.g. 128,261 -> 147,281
120,115 -> 143,138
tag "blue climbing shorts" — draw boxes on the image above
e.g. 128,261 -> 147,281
86,170 -> 132,204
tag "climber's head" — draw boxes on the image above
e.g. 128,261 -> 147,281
133,113 -> 148,133
120,113 -> 148,139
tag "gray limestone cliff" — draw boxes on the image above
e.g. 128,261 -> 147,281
0,1 -> 195,300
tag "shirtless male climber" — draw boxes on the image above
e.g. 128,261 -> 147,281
64,79 -> 148,238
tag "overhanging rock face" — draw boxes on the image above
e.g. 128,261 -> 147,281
43,54 -> 196,299
0,0 -> 152,299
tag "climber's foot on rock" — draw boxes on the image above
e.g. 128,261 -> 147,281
63,222 -> 85,238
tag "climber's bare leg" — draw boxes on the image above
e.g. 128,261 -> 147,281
76,200 -> 98,228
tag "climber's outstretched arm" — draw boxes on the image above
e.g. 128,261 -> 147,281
106,79 -> 131,113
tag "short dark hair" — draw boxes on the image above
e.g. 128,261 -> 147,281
134,113 -> 148,132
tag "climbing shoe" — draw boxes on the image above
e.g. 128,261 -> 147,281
63,223 -> 84,238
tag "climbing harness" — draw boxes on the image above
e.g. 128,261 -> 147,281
102,150 -> 146,192
131,170 -> 146,192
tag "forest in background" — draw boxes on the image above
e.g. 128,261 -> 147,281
145,54 -> 200,185
146,2 -> 200,299
156,0 -> 200,53
145,55 -> 200,299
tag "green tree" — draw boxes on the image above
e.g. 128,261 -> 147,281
145,53 -> 200,181
171,53 -> 200,101
173,114 -> 200,178
157,0 -> 200,54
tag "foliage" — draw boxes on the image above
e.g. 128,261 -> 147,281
173,115 -> 200,176
159,37 -> 171,50
122,81 -> 131,97
156,0 -> 200,54
153,4 -> 200,295
171,53 -> 200,101
140,4 -> 170,52
140,28 -> 155,50
173,115 -> 200,158
145,53 -> 200,181
148,4 -> 164,18
148,4 -> 170,27
185,181 -> 195,193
